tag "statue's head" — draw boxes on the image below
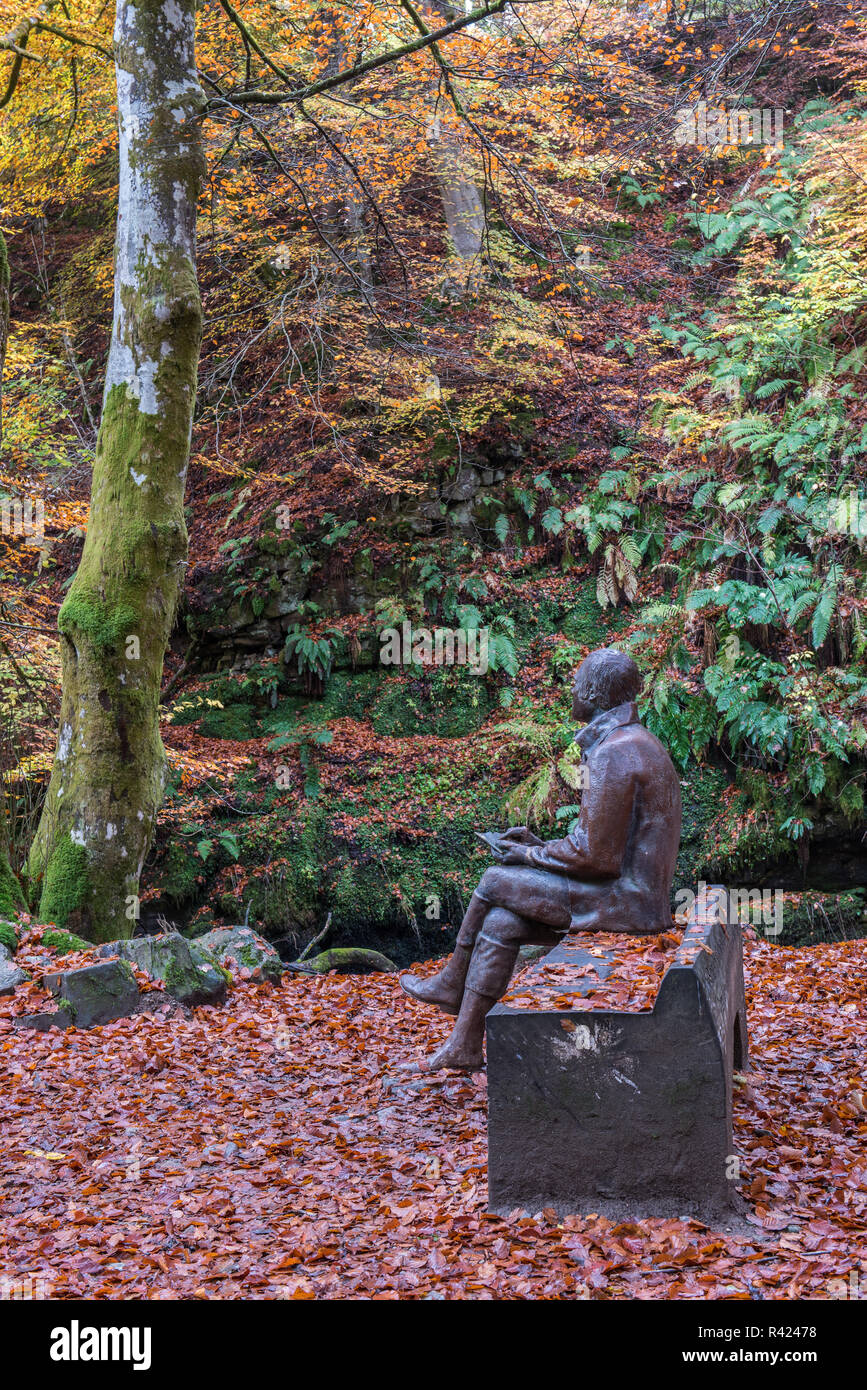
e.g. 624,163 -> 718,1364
572,648 -> 641,722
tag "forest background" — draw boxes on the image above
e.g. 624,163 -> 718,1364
0,0 -> 866,964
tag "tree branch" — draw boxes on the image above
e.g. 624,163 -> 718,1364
0,0 -> 60,49
207,0 -> 510,108
399,0 -> 468,115
0,0 -> 62,106
35,21 -> 113,59
216,0 -> 298,88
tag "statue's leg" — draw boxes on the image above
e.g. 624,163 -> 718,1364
399,889 -> 492,1015
426,907 -> 558,1071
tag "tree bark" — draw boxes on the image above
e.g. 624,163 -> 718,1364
27,0 -> 205,941
427,112 -> 485,263
319,14 -> 374,304
426,2 -> 485,271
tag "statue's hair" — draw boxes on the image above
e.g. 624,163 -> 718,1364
574,648 -> 641,709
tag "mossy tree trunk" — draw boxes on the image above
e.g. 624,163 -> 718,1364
27,0 -> 205,942
0,228 -> 18,903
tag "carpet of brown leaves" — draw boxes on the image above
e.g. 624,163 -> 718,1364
0,932 -> 864,1299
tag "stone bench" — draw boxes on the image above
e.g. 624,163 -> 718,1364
486,887 -> 749,1223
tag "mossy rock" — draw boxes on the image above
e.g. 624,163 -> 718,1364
43,960 -> 140,1028
189,942 -> 233,986
95,932 -> 227,1005
0,920 -> 18,954
196,926 -> 282,983
43,928 -> 92,954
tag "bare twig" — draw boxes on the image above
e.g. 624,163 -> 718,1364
296,911 -> 333,963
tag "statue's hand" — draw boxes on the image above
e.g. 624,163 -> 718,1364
501,825 -> 543,847
500,844 -> 533,865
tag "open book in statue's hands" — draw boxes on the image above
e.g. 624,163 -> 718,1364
475,827 -> 543,858
475,831 -> 509,858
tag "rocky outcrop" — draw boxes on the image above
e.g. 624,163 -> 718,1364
40,960 -> 140,1028
182,454 -> 523,666
0,943 -> 28,996
95,931 -> 227,1005
195,926 -> 283,984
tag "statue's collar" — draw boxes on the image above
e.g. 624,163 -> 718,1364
575,701 -> 638,755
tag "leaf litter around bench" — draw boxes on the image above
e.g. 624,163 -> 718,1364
0,930 -> 865,1299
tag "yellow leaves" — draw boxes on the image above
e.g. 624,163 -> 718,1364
0,323 -> 89,473
0,6 -> 115,215
3,326 -> 48,380
9,748 -> 56,782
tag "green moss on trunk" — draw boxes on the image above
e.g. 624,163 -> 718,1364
26,0 -> 205,944
38,834 -> 90,931
0,852 -> 24,918
299,947 -> 398,974
0,921 -> 18,953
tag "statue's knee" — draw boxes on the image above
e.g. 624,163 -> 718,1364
482,906 -> 525,945
478,866 -> 505,902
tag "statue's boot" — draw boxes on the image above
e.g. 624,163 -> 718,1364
399,941 -> 471,1016
399,893 -> 488,1015
426,933 -> 519,1071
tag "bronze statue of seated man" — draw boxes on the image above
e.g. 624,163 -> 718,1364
400,647 -> 682,1070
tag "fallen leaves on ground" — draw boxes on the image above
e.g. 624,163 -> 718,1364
0,932 -> 864,1299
